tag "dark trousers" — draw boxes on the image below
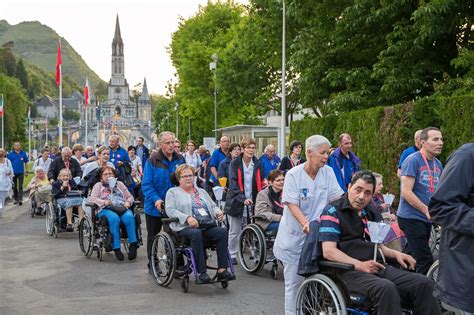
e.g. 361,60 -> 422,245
341,265 -> 440,315
178,226 -> 229,273
12,173 -> 24,203
145,214 -> 162,263
398,217 -> 433,274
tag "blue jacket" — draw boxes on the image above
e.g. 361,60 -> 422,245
142,150 -> 184,217
259,154 -> 281,178
297,220 -> 322,277
327,147 -> 361,192
7,150 -> 29,174
109,145 -> 130,168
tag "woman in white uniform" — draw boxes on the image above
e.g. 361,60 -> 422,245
273,135 -> 344,315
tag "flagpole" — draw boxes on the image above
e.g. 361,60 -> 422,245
59,63 -> 63,147
85,105 -> 88,147
45,118 -> 48,146
28,107 -> 31,156
1,94 -> 4,149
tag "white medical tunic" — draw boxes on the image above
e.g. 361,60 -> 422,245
273,163 -> 343,264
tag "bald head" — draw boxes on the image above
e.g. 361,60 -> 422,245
265,144 -> 276,159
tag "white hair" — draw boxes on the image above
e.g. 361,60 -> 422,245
414,129 -> 423,141
61,147 -> 72,154
158,131 -> 175,144
264,144 -> 275,153
305,135 -> 331,152
34,166 -> 45,173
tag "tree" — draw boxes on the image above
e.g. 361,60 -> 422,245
16,58 -> 33,98
63,109 -> 80,121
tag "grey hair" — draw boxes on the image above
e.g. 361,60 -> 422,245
372,172 -> 383,179
158,131 -> 175,144
414,129 -> 423,141
61,147 -> 72,154
264,144 -> 275,153
34,166 -> 45,173
305,135 -> 331,152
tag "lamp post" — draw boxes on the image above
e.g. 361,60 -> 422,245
280,0 -> 287,158
175,102 -> 179,139
209,53 -> 218,140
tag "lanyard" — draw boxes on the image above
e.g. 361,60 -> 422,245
289,156 -> 300,168
192,189 -> 202,207
420,151 -> 437,193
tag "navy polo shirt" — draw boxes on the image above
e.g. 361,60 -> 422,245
7,150 -> 29,174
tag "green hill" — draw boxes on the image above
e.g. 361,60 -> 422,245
0,20 -> 106,94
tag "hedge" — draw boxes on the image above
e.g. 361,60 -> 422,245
290,96 -> 474,196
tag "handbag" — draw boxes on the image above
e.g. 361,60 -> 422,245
66,190 -> 82,198
107,204 -> 128,215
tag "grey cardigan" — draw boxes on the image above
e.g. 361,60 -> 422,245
165,186 -> 221,232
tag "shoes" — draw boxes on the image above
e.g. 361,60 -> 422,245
19,201 -> 23,206
66,224 -> 74,232
114,249 -> 124,261
128,243 -> 137,260
216,270 -> 234,281
231,258 -> 238,265
198,272 -> 212,284
13,201 -> 18,205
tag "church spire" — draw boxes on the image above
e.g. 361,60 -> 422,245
113,14 -> 123,46
139,77 -> 150,101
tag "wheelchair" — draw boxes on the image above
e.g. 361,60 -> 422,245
150,216 -> 236,293
78,201 -> 143,261
295,260 -> 416,315
30,194 -> 43,217
45,192 -> 83,238
237,205 -> 280,279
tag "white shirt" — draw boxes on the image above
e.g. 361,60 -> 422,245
72,155 -> 87,172
131,156 -> 142,169
243,159 -> 254,200
0,159 -> 13,191
273,163 -> 343,264
184,151 -> 202,169
34,157 -> 52,173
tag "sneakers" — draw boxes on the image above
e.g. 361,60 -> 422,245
19,201 -> 23,206
66,224 -> 74,232
128,243 -> 137,260
198,272 -> 212,284
114,249 -> 124,261
231,257 -> 238,265
217,270 -> 234,282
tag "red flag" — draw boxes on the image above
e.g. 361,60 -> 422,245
83,78 -> 90,107
55,40 -> 62,87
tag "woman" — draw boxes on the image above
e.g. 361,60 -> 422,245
82,145 -> 115,180
225,138 -> 266,265
165,164 -> 233,283
372,172 -> 392,217
26,166 -> 52,215
128,146 -> 143,176
71,144 -> 88,171
254,170 -> 284,232
51,168 -> 85,232
278,140 -> 306,173
217,143 -> 241,200
0,148 -> 13,217
183,140 -> 202,174
89,166 -> 138,261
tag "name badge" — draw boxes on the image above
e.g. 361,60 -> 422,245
299,188 -> 309,200
197,208 -> 209,216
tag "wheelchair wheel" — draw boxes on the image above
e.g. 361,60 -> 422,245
296,274 -> 347,315
181,276 -> 189,293
270,263 -> 278,280
238,224 -> 266,274
427,260 -> 439,282
151,232 -> 176,287
30,200 -> 36,217
78,217 -> 94,258
45,203 -> 55,236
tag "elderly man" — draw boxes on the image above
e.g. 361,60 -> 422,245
319,171 -> 440,315
47,147 -> 82,182
108,135 -> 130,168
327,133 -> 361,192
397,129 -> 423,177
397,127 -> 443,275
26,166 -> 52,215
208,136 -> 230,188
273,135 -> 344,315
7,141 -> 29,205
259,144 -> 281,178
142,131 -> 185,272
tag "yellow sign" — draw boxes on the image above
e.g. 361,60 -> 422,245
218,177 -> 227,187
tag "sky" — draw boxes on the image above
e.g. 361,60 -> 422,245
1,0 -> 246,95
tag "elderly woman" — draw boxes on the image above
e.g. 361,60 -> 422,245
51,168 -> 84,232
165,164 -> 233,284
0,148 -> 13,216
89,166 -> 137,261
26,166 -> 52,215
278,140 -> 306,174
82,145 -> 115,180
273,135 -> 344,315
254,170 -> 285,232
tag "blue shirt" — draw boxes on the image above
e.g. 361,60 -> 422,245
397,151 -> 443,222
7,150 -> 29,174
208,148 -> 227,184
398,145 -> 418,169
259,154 -> 281,178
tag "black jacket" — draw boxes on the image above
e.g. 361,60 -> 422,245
47,156 -> 83,181
224,155 -> 265,218
429,143 -> 474,313
297,220 -> 322,277
51,179 -> 80,199
135,144 -> 150,164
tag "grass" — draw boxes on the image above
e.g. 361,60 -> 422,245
23,161 -> 34,190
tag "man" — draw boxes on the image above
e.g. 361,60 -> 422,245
259,144 -> 281,178
327,133 -> 361,192
108,135 -> 130,168
397,129 -> 423,177
83,145 -> 97,159
135,136 -> 150,165
47,147 -> 83,182
319,171 -> 440,315
429,143 -> 474,314
142,131 -> 185,271
173,139 -> 182,154
208,136 -> 230,188
397,126 -> 443,274
7,141 -> 29,205
34,147 -> 53,174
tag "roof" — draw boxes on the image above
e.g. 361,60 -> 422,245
213,124 -> 280,132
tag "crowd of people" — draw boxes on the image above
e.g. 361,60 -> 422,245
0,128 -> 472,315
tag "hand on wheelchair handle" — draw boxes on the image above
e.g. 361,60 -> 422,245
356,260 -> 385,274
215,210 -> 224,222
155,200 -> 164,212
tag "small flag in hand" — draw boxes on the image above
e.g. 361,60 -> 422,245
56,39 -> 62,87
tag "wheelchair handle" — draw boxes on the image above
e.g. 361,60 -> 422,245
161,217 -> 179,223
319,260 -> 354,271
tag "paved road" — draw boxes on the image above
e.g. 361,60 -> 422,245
0,201 -> 285,314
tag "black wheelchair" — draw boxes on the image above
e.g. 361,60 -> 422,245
45,191 -> 83,238
150,216 -> 236,293
237,205 -> 280,279
78,201 -> 143,261
30,193 -> 44,217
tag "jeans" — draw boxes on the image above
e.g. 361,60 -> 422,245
145,214 -> 162,262
178,226 -> 229,273
266,222 -> 280,231
98,209 -> 137,250
12,173 -> 24,203
398,217 -> 433,275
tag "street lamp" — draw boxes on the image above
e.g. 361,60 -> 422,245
209,53 -> 218,140
175,102 -> 179,139
280,0 -> 287,158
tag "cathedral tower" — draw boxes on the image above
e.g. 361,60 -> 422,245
108,14 -> 130,101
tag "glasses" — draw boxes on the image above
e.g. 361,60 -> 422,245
180,174 -> 194,179
162,141 -> 174,145
245,146 -> 256,150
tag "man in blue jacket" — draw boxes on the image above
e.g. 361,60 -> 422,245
108,135 -> 130,167
7,141 -> 29,205
327,133 -> 361,192
142,131 -> 184,271
259,144 -> 281,178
